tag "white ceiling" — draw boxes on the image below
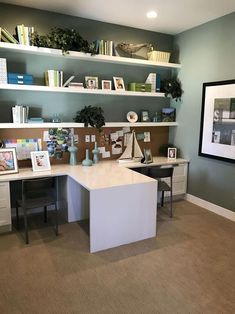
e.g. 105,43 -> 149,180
1,0 -> 235,34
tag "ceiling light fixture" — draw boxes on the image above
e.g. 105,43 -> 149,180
146,11 -> 157,19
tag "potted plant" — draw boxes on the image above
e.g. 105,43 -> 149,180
74,105 -> 105,132
161,78 -> 183,101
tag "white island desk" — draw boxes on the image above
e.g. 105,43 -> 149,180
0,158 -> 188,252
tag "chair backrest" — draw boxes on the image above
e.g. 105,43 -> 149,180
148,166 -> 174,179
22,177 -> 57,202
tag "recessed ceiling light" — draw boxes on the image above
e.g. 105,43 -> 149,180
146,11 -> 157,19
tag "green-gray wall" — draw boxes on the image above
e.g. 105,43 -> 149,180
0,3 -> 173,122
170,12 -> 235,212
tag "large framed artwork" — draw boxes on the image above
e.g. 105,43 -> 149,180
199,79 -> 235,163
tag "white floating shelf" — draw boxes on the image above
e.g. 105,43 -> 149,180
104,122 -> 178,127
0,122 -> 178,129
0,42 -> 181,69
0,84 -> 166,97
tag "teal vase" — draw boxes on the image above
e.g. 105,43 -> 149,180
92,142 -> 99,164
68,136 -> 78,165
82,149 -> 93,166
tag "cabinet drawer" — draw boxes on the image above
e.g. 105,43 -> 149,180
0,207 -> 11,226
173,164 -> 187,176
0,182 -> 10,207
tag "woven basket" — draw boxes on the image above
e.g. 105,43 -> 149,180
147,50 -> 171,62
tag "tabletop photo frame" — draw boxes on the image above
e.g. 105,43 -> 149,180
0,148 -> 18,175
168,147 -> 177,160
113,77 -> 125,91
85,76 -> 98,89
31,151 -> 51,172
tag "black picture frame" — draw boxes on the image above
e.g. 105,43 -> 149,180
198,79 -> 235,164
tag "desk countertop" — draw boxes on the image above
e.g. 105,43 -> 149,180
0,158 -> 188,191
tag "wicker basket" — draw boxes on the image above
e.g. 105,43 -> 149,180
147,50 -> 171,62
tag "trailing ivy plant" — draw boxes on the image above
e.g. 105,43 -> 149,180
31,28 -> 96,54
74,105 -> 105,132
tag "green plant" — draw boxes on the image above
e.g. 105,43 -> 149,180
74,105 -> 105,132
162,78 -> 183,101
31,28 -> 96,54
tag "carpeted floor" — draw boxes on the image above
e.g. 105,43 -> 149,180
0,200 -> 234,314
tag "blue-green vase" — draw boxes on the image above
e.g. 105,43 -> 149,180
68,136 -> 78,165
92,142 -> 99,164
82,149 -> 93,166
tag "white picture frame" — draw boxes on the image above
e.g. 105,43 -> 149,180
168,147 -> 177,160
113,76 -> 125,91
0,148 -> 18,175
85,76 -> 98,89
102,80 -> 112,90
31,151 -> 51,172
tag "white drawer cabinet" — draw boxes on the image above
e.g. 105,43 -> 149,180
0,182 -> 11,232
162,163 -> 188,197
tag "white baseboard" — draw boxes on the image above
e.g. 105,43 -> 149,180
185,194 -> 235,222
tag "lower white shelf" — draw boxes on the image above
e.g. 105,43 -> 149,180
0,122 -> 178,129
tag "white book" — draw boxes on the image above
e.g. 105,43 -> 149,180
0,58 -> 7,84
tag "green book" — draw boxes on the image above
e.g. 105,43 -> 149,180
1,27 -> 18,44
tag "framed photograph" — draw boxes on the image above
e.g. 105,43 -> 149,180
113,77 -> 125,91
199,80 -> 235,163
168,148 -> 177,160
31,151 -> 51,172
143,148 -> 153,164
102,80 -> 112,90
85,76 -> 98,89
0,148 -> 18,175
141,110 -> 150,122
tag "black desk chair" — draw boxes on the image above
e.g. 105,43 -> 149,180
16,177 -> 58,244
148,167 -> 174,218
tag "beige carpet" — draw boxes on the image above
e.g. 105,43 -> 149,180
0,200 -> 234,314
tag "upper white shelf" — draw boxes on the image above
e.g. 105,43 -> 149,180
0,84 -> 166,97
0,122 -> 178,129
0,42 -> 181,69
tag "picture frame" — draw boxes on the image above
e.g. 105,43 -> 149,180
113,77 -> 125,91
168,147 -> 177,160
31,151 -> 51,172
85,76 -> 98,89
140,110 -> 150,122
143,148 -> 153,164
0,148 -> 18,175
198,80 -> 235,163
102,80 -> 112,90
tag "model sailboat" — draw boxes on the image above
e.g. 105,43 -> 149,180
118,131 -> 144,163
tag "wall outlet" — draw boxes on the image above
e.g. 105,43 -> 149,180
85,135 -> 90,143
91,135 -> 96,142
144,132 -> 151,142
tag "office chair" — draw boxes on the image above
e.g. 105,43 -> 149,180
148,166 -> 174,218
16,177 -> 59,244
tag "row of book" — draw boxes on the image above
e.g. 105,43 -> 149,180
94,39 -> 115,56
45,70 -> 64,87
145,73 -> 161,92
0,25 -> 34,45
12,105 -> 29,123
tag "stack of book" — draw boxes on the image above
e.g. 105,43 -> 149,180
0,58 -> 7,84
7,73 -> 34,85
0,27 -> 19,44
16,24 -> 34,45
28,117 -> 44,123
95,39 -> 115,56
12,105 -> 29,123
45,70 -> 63,87
68,82 -> 84,89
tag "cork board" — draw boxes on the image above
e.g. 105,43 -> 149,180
0,126 -> 169,167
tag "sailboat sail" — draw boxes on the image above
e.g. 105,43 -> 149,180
118,131 -> 143,163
